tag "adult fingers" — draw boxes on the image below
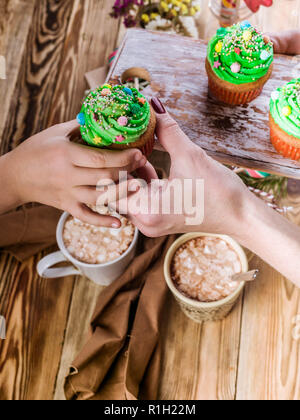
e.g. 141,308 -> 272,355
95,178 -> 142,207
70,203 -> 121,228
69,143 -> 145,169
135,161 -> 159,184
151,98 -> 199,158
73,179 -> 141,207
111,183 -> 150,218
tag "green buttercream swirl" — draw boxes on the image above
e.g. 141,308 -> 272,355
270,78 -> 300,139
207,23 -> 274,85
79,85 -> 150,147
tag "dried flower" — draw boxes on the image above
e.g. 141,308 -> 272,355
111,0 -> 144,27
110,0 -> 201,32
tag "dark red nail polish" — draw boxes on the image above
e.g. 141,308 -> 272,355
151,97 -> 166,114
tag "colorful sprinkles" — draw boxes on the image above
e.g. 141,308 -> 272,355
77,84 -> 151,147
208,21 -> 274,85
270,78 -> 300,139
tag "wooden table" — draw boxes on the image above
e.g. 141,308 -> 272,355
0,0 -> 300,400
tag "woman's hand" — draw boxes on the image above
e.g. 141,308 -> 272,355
114,99 -> 252,238
0,120 -> 146,227
112,99 -> 300,285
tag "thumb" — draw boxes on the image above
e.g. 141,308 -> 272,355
151,97 -> 193,157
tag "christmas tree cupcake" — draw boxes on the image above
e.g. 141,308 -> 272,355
206,21 -> 274,105
77,84 -> 156,156
269,78 -> 300,161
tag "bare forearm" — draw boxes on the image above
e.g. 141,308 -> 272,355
0,153 -> 23,214
236,195 -> 300,287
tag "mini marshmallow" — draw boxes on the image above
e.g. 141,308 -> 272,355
171,237 -> 242,302
63,215 -> 134,265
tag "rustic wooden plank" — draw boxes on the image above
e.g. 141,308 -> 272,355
0,250 -> 75,400
47,0 -> 122,125
108,29 -> 300,179
0,0 -> 75,154
0,0 -> 77,400
0,0 -> 36,150
53,278 -> 104,400
236,192 -> 300,400
158,293 -> 244,400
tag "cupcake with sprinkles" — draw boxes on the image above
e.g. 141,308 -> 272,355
77,84 -> 156,156
269,78 -> 300,161
206,21 -> 274,105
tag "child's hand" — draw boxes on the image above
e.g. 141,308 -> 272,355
2,120 -> 146,227
270,30 -> 300,55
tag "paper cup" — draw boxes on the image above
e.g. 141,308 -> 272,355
164,233 -> 248,322
205,59 -> 273,106
208,74 -> 264,105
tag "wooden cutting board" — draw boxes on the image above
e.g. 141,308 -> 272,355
107,28 -> 300,179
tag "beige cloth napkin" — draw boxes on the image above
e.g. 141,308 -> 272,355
0,205 -> 61,261
64,234 -> 176,400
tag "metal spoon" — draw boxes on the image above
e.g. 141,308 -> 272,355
231,269 -> 259,283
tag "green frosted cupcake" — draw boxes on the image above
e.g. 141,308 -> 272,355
77,84 -> 156,156
270,78 -> 300,161
205,21 -> 274,105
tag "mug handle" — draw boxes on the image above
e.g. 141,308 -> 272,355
37,251 -> 81,279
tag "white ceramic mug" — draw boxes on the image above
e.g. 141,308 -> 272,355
37,212 -> 139,286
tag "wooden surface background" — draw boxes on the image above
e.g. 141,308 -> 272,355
109,30 -> 300,179
0,0 -> 300,400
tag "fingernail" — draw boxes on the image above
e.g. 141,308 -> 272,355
112,222 -> 120,229
151,97 -> 166,114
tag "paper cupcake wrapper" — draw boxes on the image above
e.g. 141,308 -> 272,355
208,75 -> 263,106
270,127 -> 300,161
141,135 -> 155,157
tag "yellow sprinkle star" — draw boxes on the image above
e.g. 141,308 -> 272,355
93,136 -> 102,145
282,106 -> 292,117
215,41 -> 223,53
243,30 -> 252,42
